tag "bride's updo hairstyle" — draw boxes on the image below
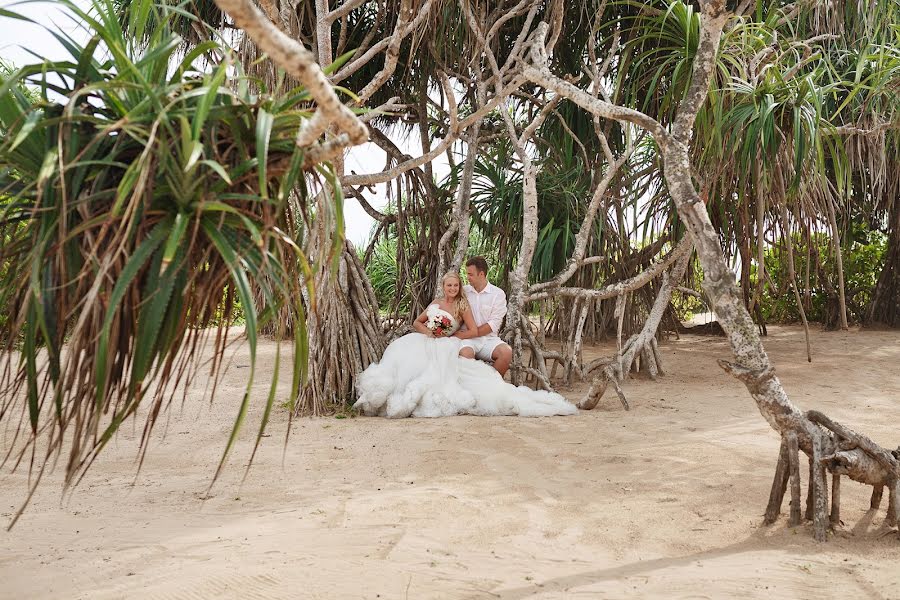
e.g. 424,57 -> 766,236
440,271 -> 470,320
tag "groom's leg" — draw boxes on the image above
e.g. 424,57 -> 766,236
491,343 -> 512,377
460,339 -> 480,359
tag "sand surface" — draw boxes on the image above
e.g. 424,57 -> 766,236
2,325 -> 899,599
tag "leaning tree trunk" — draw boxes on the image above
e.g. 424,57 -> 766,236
506,158 -> 540,386
523,1 -> 899,541
497,102 -> 555,386
869,198 -> 900,327
658,2 -> 898,540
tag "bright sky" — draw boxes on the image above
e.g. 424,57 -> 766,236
0,1 -> 88,66
0,0 -> 447,248
343,141 -> 451,248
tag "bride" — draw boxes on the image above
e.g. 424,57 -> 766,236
353,272 -> 577,418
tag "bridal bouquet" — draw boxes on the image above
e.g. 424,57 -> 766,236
427,314 -> 453,337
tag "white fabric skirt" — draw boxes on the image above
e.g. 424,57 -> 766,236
353,333 -> 578,418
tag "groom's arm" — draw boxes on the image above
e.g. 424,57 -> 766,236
485,289 -> 507,335
455,322 -> 493,338
473,323 -> 493,337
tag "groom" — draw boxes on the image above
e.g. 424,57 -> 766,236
456,256 -> 513,377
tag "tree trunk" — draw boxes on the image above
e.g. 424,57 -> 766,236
655,2 -> 897,521
506,158 -> 540,386
298,241 -> 386,414
580,243 -> 691,410
868,199 -> 900,327
438,122 -> 481,280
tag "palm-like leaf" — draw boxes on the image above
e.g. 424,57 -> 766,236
0,0 -> 338,522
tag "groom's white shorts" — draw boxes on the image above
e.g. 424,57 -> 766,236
459,336 -> 507,361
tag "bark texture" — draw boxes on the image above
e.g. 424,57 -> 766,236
869,200 -> 900,327
299,241 -> 386,415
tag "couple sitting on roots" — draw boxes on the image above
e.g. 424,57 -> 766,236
354,257 -> 578,418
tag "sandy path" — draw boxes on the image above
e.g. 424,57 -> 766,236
1,326 -> 899,599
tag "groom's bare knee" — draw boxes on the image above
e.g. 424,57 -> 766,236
492,344 -> 512,376
459,347 -> 475,359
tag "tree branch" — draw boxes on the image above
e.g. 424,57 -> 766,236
527,236 -> 692,303
331,0 -> 437,85
523,23 -> 668,144
324,0 -> 367,23
342,76 -> 527,186
213,0 -> 368,151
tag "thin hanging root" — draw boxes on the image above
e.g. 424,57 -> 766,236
577,248 -> 690,411
297,243 -> 386,415
523,367 -> 554,392
641,345 -> 657,380
521,322 -> 553,391
807,410 -> 899,475
805,410 -> 900,534
608,374 -> 629,411
761,434 -> 829,533
650,337 -> 665,376
580,357 -> 631,411
620,334 -> 663,379
763,418 -> 900,540
579,365 -> 611,411
579,332 -> 662,411
788,434 -> 803,526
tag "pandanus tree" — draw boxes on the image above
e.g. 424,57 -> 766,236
0,0 -> 367,524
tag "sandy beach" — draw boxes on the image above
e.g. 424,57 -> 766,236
2,325 -> 899,599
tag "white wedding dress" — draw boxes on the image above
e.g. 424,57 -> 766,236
354,304 -> 578,418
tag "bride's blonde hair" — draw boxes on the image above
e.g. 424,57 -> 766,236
439,271 -> 470,320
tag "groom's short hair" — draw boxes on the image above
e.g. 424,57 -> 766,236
466,256 -> 489,275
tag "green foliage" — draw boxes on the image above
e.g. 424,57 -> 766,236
469,134 -> 595,287
0,0 -> 337,509
670,291 -> 706,322
616,0 -> 701,121
532,147 -> 595,282
365,234 -> 402,313
0,62 -> 30,337
363,223 -> 503,313
762,227 -> 887,324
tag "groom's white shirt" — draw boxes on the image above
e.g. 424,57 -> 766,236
463,283 -> 507,337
